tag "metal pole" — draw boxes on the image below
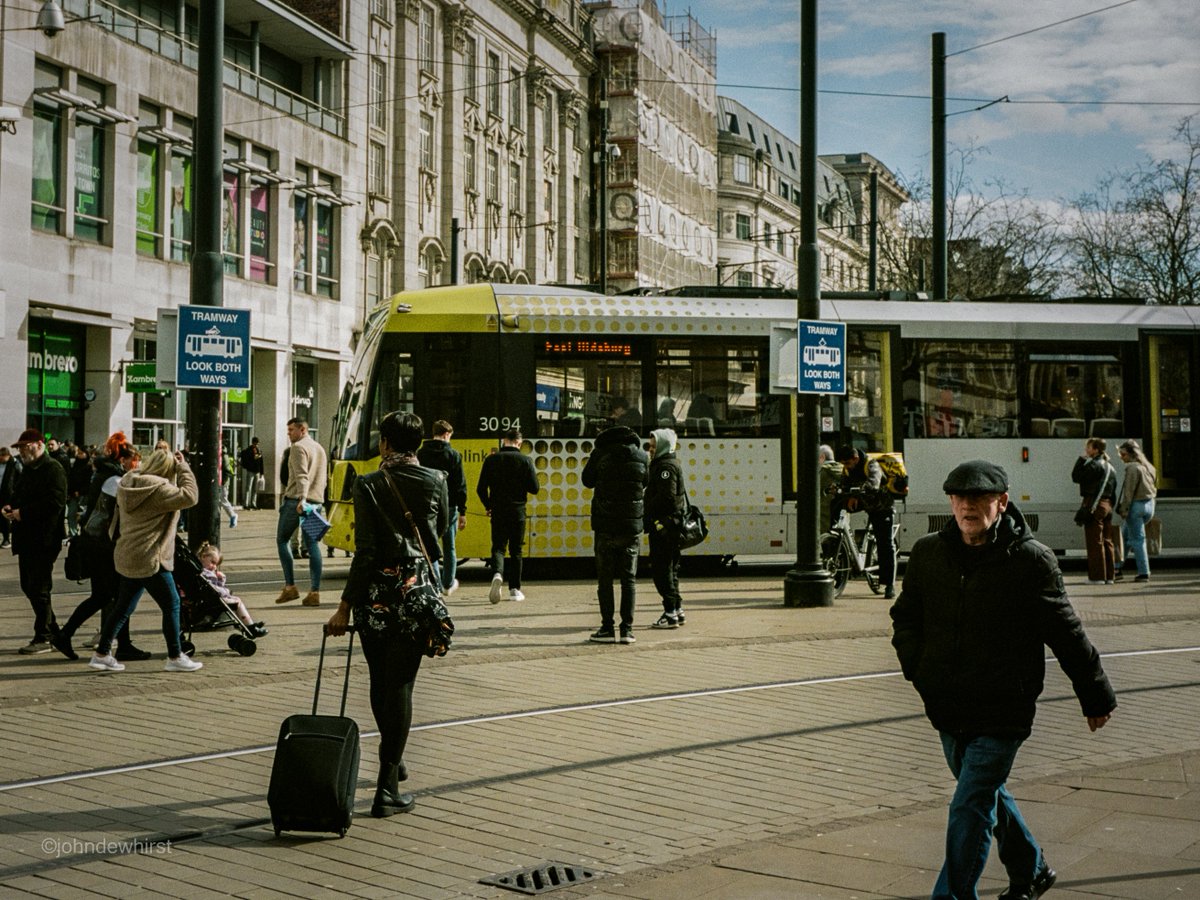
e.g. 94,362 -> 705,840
932,32 -> 947,301
598,74 -> 608,294
868,170 -> 878,292
184,0 -> 224,550
450,217 -> 460,284
783,0 -> 834,608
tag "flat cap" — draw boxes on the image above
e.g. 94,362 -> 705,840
943,459 -> 1009,495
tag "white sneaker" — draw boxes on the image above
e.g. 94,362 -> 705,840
488,574 -> 504,604
446,579 -> 460,596
165,656 -> 204,673
508,588 -> 525,602
88,654 -> 125,673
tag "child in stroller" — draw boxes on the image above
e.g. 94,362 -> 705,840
196,542 -> 268,637
173,537 -> 265,657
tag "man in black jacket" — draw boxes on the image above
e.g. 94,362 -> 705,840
646,427 -> 687,628
476,428 -> 539,603
891,460 -> 1116,900
4,430 -> 68,654
418,420 -> 468,595
0,446 -> 23,549
582,423 -> 648,644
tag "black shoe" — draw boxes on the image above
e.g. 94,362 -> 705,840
998,863 -> 1056,900
115,645 -> 152,662
1113,570 -> 1125,581
884,587 -> 895,600
675,610 -> 686,625
589,626 -> 616,644
248,622 -> 269,638
51,633 -> 79,661
619,627 -> 636,645
1134,573 -> 1150,582
371,763 -> 415,817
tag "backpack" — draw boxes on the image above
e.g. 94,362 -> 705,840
869,452 -> 909,499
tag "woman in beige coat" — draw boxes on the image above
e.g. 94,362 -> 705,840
87,449 -> 200,673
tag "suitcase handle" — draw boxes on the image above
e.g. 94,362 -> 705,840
314,627 -> 355,717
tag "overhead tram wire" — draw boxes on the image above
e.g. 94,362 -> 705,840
946,0 -> 1141,57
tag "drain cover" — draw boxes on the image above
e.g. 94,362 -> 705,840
479,860 -> 599,894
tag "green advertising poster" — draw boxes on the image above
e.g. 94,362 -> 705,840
28,323 -> 84,412
136,141 -> 158,254
125,362 -> 162,393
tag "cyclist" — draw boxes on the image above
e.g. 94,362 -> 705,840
833,446 -> 897,599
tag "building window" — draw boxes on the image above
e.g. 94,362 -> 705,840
509,161 -> 522,209
222,171 -> 242,274
72,77 -> 109,243
510,69 -> 523,129
294,165 -> 341,299
735,213 -> 750,240
169,121 -> 194,261
418,4 -> 435,72
610,234 -> 637,273
370,0 -> 391,22
778,177 -> 790,201
544,91 -> 555,148
464,137 -> 477,193
369,57 -> 387,130
419,113 -> 434,170
736,271 -> 753,287
733,154 -> 751,185
369,140 -> 386,195
463,38 -> 478,104
762,222 -> 771,245
486,52 -> 500,117
31,81 -> 63,232
135,104 -> 162,256
486,150 -> 499,204
544,179 -> 553,222
247,146 -> 273,284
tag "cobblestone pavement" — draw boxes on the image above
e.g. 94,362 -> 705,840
1,508 -> 1198,898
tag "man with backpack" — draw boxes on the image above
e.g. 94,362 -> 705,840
835,446 -> 898,599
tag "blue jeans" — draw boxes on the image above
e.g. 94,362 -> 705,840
100,570 -> 184,659
933,732 -> 1042,900
437,518 -> 458,591
1123,498 -> 1155,577
277,501 -> 323,590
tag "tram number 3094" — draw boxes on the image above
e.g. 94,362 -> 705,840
479,417 -> 521,433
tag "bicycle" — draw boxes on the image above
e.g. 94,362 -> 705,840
820,502 -> 900,598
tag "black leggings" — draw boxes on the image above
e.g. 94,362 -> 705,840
358,628 -> 423,767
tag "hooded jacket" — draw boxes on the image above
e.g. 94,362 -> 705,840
890,501 -> 1116,738
582,425 -> 648,536
112,462 -> 198,579
645,428 -> 685,530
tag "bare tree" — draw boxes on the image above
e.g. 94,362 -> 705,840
878,143 -> 1065,299
1066,117 -> 1199,305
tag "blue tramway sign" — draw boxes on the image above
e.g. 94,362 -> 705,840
175,305 -> 251,390
797,319 -> 846,395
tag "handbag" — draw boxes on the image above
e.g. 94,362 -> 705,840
64,534 -> 93,582
1075,462 -> 1114,527
360,474 -> 454,658
676,484 -> 709,550
300,504 -> 331,544
1146,517 -> 1163,556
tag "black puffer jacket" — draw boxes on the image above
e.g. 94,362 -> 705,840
646,453 -> 685,531
341,462 -> 449,602
890,501 -> 1116,738
582,426 -> 648,536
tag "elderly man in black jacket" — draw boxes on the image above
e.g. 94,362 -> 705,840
582,422 -> 648,644
891,459 -> 1116,900
4,429 -> 68,654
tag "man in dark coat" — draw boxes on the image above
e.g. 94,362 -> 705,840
890,459 -> 1116,900
418,419 -> 468,595
476,428 -> 539,603
0,446 -> 23,548
582,423 -> 648,644
4,429 -> 68,654
239,436 -> 265,509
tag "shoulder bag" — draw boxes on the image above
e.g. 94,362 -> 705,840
676,481 -> 709,550
358,474 -> 454,657
1074,462 -> 1113,526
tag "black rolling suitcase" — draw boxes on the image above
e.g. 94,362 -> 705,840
268,629 -> 360,838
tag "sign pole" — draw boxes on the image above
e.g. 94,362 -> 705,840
783,0 -> 834,607
184,0 -> 225,550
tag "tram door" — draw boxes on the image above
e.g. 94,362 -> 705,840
1148,334 -> 1197,492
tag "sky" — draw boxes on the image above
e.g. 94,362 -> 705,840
672,0 -> 1200,202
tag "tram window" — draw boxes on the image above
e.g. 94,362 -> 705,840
1027,352 -> 1123,435
423,335 -> 470,433
367,352 -> 414,455
846,331 -> 888,450
902,341 -> 1018,439
534,357 -> 641,437
657,340 -> 777,437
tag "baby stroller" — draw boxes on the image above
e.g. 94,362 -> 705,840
174,537 -> 260,657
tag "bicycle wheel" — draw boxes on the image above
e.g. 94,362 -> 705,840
821,533 -> 849,598
863,536 -> 883,594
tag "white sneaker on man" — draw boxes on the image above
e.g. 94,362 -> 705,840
446,579 -> 460,597
488,574 -> 504,604
165,656 -> 203,673
508,589 -> 525,602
